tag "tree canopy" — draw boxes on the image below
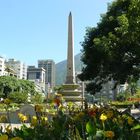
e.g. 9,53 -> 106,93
79,0 -> 140,95
0,76 -> 36,98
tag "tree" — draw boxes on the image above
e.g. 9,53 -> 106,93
8,92 -> 28,104
79,0 -> 140,97
0,76 -> 18,98
30,93 -> 44,104
0,76 -> 36,99
18,79 -> 36,95
127,77 -> 138,95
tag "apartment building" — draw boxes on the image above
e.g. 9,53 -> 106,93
38,59 -> 55,89
0,57 -> 5,76
5,59 -> 27,79
27,66 -> 46,93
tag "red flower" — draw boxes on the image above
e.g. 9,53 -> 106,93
88,109 -> 97,117
54,98 -> 61,106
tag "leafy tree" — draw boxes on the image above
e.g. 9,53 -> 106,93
8,92 -> 28,104
0,76 -> 36,99
18,79 -> 36,95
127,77 -> 138,95
31,93 -> 44,104
0,76 -> 18,98
79,0 -> 140,98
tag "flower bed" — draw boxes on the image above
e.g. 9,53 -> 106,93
110,101 -> 140,108
0,104 -> 140,140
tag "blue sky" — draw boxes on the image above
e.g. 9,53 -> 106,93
0,0 -> 113,65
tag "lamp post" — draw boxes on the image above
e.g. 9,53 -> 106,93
82,82 -> 85,109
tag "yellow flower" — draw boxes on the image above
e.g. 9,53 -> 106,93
105,131 -> 115,138
46,109 -> 49,113
22,115 -> 28,122
128,117 -> 134,125
18,113 -> 28,122
18,113 -> 23,118
31,116 -> 38,127
41,116 -> 48,125
41,116 -> 48,121
5,125 -> 12,134
11,137 -> 23,140
0,134 -> 8,140
100,113 -> 107,121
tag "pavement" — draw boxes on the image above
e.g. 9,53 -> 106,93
0,123 -> 30,131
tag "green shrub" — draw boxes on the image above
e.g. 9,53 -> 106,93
8,92 -> 28,104
30,93 -> 45,104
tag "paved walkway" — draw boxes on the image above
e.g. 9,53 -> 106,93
118,108 -> 140,121
0,123 -> 30,131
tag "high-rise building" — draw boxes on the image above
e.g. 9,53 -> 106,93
5,59 -> 27,79
0,57 -> 5,76
27,66 -> 46,93
38,59 -> 55,89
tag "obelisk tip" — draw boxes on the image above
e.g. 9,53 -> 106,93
69,11 -> 72,16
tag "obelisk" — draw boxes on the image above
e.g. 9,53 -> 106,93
66,12 -> 75,84
60,12 -> 83,103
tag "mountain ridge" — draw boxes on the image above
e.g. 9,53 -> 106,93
55,53 -> 82,85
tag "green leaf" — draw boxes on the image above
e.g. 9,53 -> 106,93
86,120 -> 96,136
131,124 -> 140,135
96,130 -> 104,138
131,124 -> 140,131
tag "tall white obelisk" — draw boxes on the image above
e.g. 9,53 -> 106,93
60,12 -> 83,103
66,12 -> 75,84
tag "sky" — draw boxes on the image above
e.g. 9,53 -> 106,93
0,0 -> 113,66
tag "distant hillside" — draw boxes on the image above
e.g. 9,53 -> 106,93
55,53 -> 83,85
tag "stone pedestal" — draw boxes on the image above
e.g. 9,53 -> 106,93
60,84 -> 83,102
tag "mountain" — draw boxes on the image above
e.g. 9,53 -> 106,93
55,53 -> 83,85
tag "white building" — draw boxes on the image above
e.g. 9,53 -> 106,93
0,57 -> 5,76
95,80 -> 128,101
27,66 -> 46,93
5,59 -> 27,79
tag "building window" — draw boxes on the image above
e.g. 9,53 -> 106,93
36,72 -> 41,79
